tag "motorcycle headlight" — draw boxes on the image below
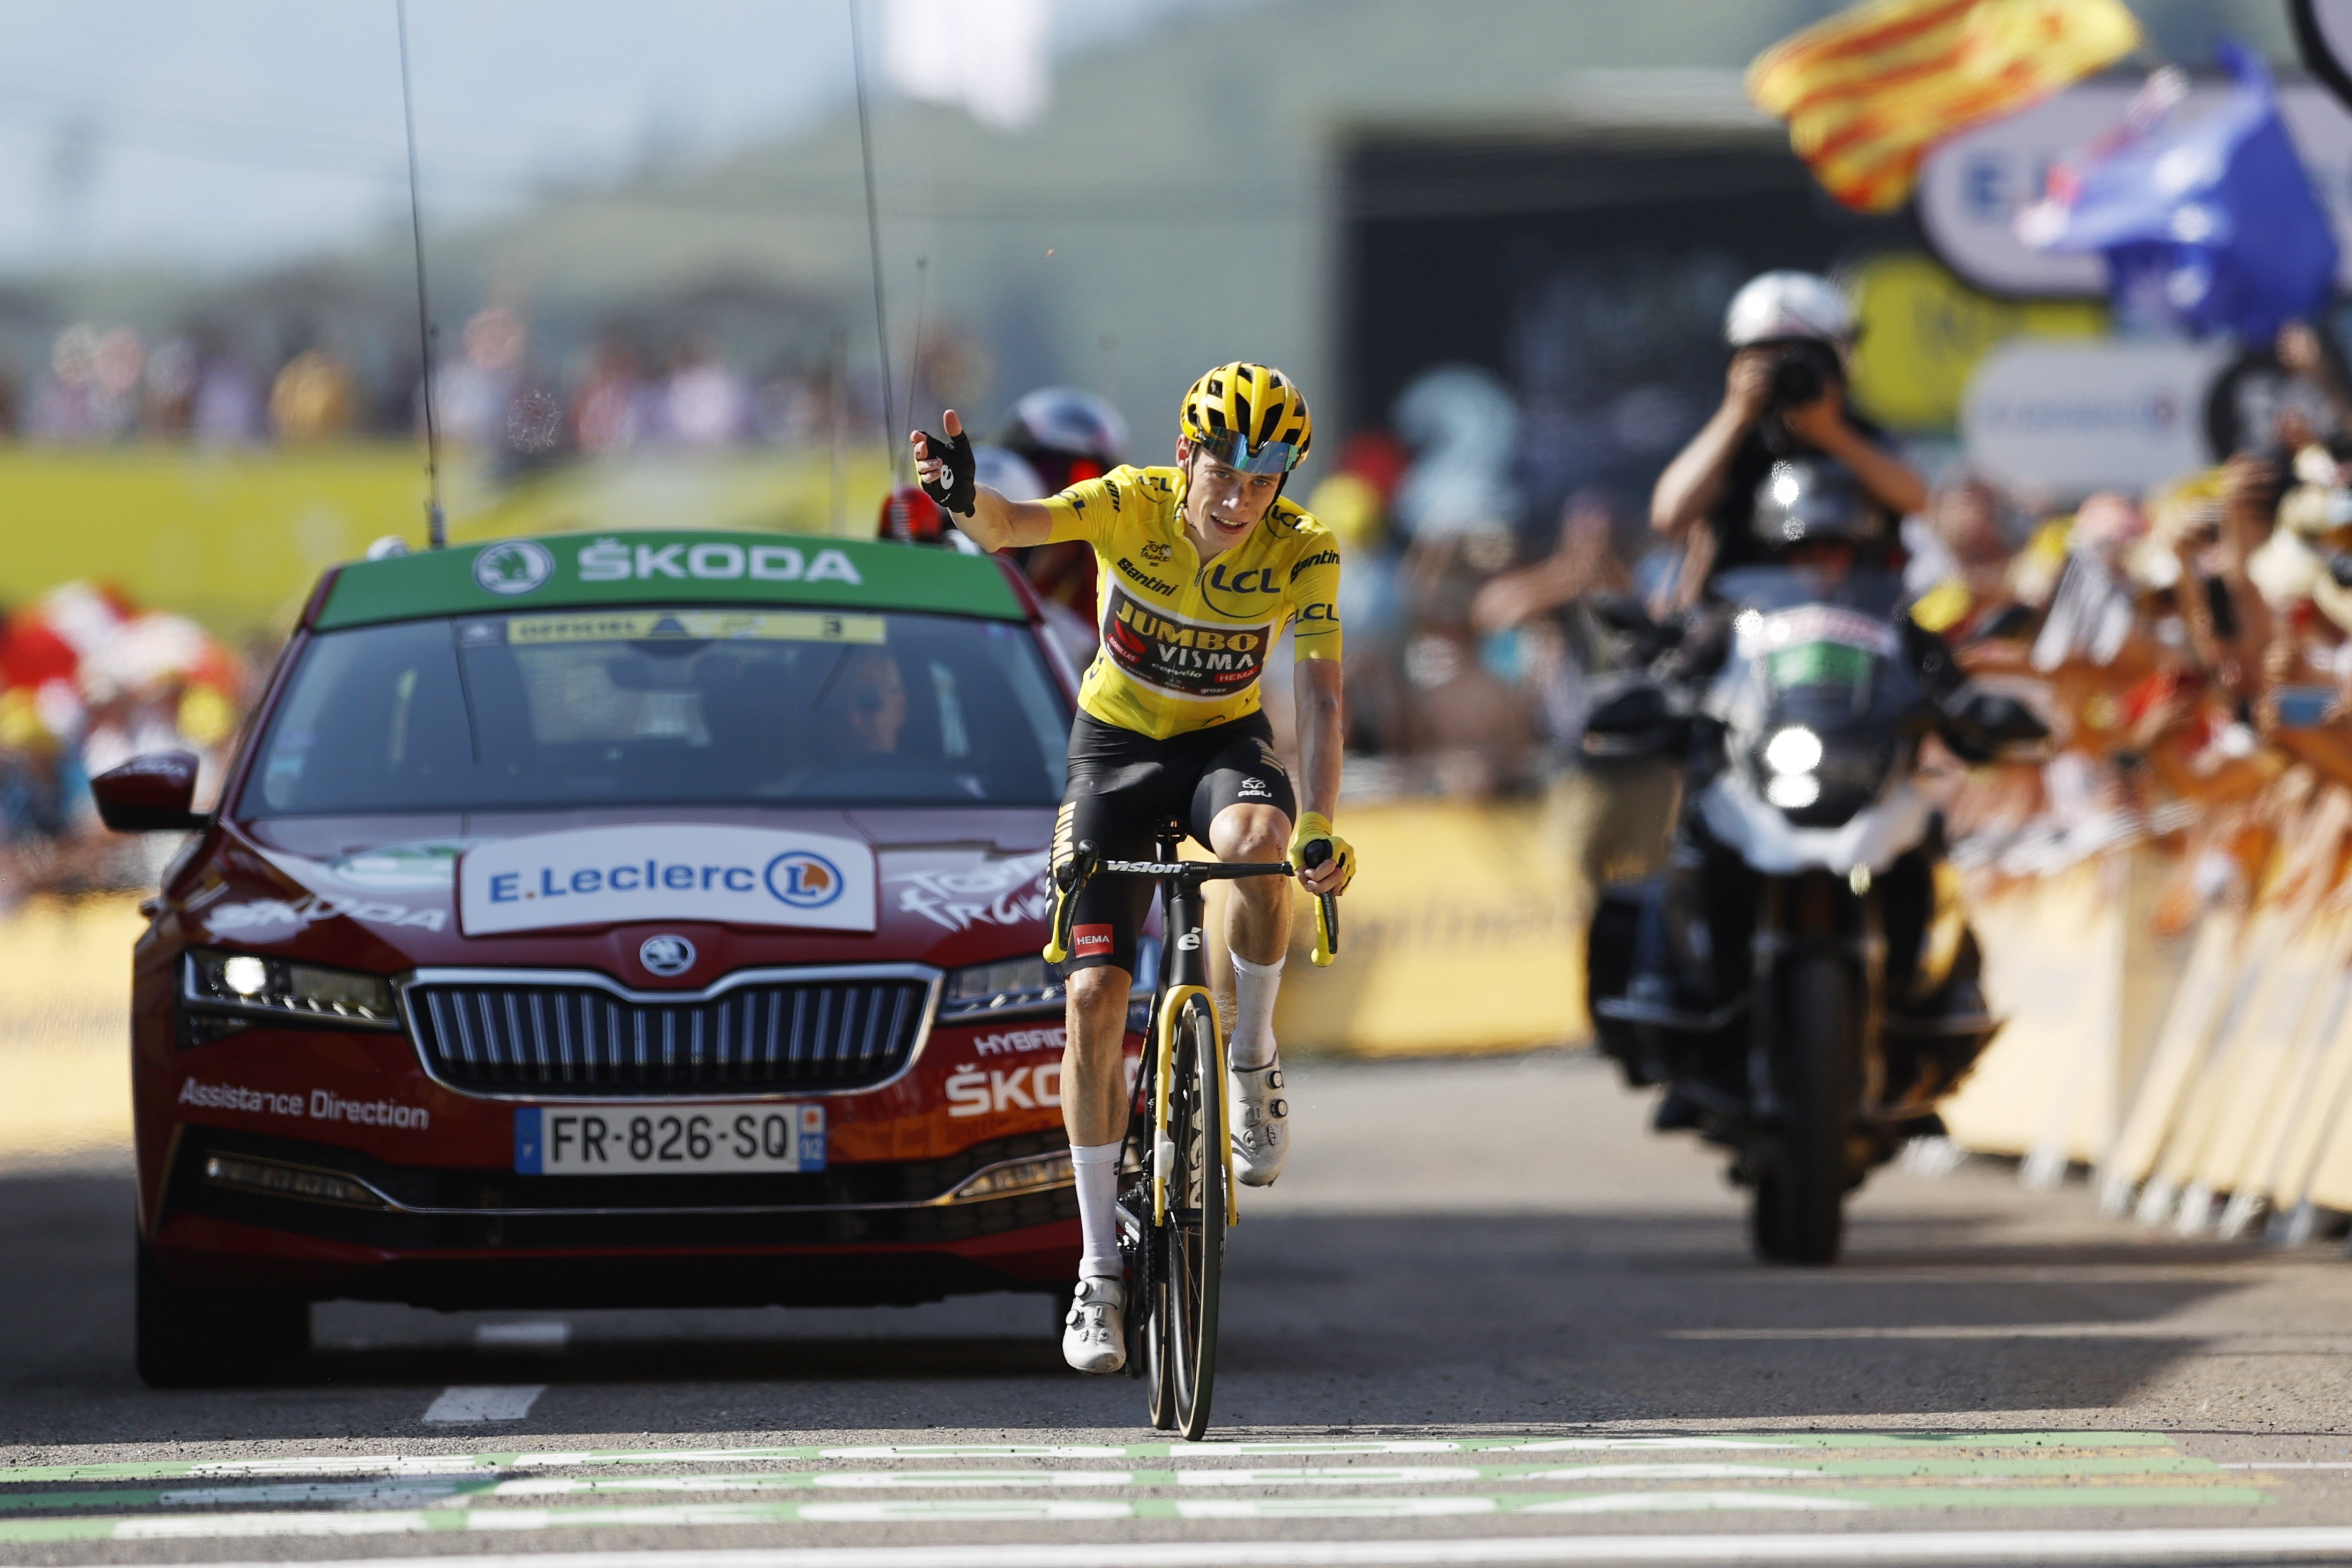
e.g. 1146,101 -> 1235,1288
1749,725 -> 1895,827
940,955 -> 1065,1021
182,948 -> 399,1037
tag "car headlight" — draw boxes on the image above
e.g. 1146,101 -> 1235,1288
183,948 -> 399,1034
940,954 -> 1065,1021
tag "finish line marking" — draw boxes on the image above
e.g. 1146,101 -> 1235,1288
0,1432 -> 2176,1485
0,1455 -> 2245,1515
56,1528 -> 2352,1565
0,1487 -> 2276,1542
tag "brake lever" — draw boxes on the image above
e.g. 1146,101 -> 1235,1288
1300,840 -> 1339,967
1043,839 -> 1097,965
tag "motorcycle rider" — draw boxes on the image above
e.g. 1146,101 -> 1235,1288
1596,275 -> 2022,1165
1651,271 -> 1927,607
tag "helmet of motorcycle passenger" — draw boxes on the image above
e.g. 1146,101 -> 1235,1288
1751,459 -> 1885,551
1179,361 -> 1314,475
1724,270 -> 1854,349
878,484 -> 948,545
1001,387 -> 1128,494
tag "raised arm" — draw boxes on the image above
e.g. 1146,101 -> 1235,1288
910,408 -> 1058,551
1652,352 -> 1770,541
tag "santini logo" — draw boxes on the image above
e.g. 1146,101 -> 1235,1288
575,538 -> 862,586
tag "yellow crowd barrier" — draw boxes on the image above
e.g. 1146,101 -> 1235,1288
0,895 -> 142,1168
1951,841 -> 2352,1240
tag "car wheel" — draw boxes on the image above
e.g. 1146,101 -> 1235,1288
136,1239 -> 311,1388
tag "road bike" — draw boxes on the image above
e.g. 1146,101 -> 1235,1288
1050,820 -> 1336,1439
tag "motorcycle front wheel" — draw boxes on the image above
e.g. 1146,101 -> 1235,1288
1752,952 -> 1854,1266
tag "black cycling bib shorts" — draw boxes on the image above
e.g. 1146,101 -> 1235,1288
1053,710 -> 1298,975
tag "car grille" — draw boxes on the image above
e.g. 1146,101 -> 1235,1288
404,970 -> 935,1096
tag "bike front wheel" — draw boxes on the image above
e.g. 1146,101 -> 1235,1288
1147,992 -> 1225,1439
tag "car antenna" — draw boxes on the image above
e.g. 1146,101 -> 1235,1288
848,0 -> 900,481
905,255 -> 928,454
396,0 -> 446,551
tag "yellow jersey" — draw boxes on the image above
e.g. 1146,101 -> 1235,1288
1039,464 -> 1343,739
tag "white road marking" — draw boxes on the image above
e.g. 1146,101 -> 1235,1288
1173,1467 -> 1483,1486
805,1471 -> 1135,1490
475,1321 -> 570,1351
1520,1493 -> 1870,1514
422,1386 -> 545,1424
127,1528 -> 2352,1565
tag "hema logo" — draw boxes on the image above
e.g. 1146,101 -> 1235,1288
575,538 -> 863,586
459,825 -> 876,936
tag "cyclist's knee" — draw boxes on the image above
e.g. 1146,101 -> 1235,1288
1210,804 -> 1289,864
1066,965 -> 1132,1026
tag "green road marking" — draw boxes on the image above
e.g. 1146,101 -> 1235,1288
0,1432 -> 2180,1486
0,1484 -> 2278,1543
0,1456 -> 2237,1517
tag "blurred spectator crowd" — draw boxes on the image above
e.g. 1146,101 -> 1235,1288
28,310 -> 2352,913
6,303 -> 910,467
0,584 -> 247,906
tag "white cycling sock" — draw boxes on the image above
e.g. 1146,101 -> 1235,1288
1071,1140 -> 1123,1282
1229,953 -> 1284,1072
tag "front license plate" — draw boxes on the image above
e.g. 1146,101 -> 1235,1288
514,1103 -> 826,1176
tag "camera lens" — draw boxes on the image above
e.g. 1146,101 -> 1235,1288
1770,354 -> 1823,410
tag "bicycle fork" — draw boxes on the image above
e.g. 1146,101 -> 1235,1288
1151,860 -> 1240,1229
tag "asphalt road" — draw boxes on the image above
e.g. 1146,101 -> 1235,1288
10,1050 -> 2352,1566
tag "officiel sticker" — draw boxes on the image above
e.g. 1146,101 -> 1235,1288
459,824 -> 877,936
1099,586 -> 1270,701
1072,923 -> 1115,959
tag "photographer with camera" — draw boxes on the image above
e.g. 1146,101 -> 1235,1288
1651,271 -> 1926,607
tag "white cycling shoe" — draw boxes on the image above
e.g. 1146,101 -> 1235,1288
1229,1062 -> 1290,1187
1062,1276 -> 1126,1374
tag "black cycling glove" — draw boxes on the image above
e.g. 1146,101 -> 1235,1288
918,429 -> 977,518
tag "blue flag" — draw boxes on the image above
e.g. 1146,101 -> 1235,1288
2020,43 -> 2339,342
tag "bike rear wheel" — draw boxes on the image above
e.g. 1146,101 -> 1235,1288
1147,993 -> 1224,1439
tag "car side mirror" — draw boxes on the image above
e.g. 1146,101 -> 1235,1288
91,751 -> 212,833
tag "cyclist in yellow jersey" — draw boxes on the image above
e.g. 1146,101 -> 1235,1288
913,364 -> 1355,1375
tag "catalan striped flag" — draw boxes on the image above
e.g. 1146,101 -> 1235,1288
1747,0 -> 2143,213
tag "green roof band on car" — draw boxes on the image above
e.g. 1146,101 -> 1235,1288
314,532 -> 1025,631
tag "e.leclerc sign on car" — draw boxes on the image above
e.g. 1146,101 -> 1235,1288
458,825 -> 878,936
315,530 -> 1025,630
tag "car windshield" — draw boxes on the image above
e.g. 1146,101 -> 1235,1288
239,606 -> 1070,816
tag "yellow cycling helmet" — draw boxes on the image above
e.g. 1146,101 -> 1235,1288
1179,362 -> 1313,474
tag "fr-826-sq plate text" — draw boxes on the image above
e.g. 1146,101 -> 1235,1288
514,1103 -> 825,1175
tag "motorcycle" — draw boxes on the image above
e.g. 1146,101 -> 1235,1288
1583,564 -> 2045,1265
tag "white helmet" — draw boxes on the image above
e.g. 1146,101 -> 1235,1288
1724,271 -> 1853,348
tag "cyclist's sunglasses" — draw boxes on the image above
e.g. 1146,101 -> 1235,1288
1191,428 -> 1304,475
